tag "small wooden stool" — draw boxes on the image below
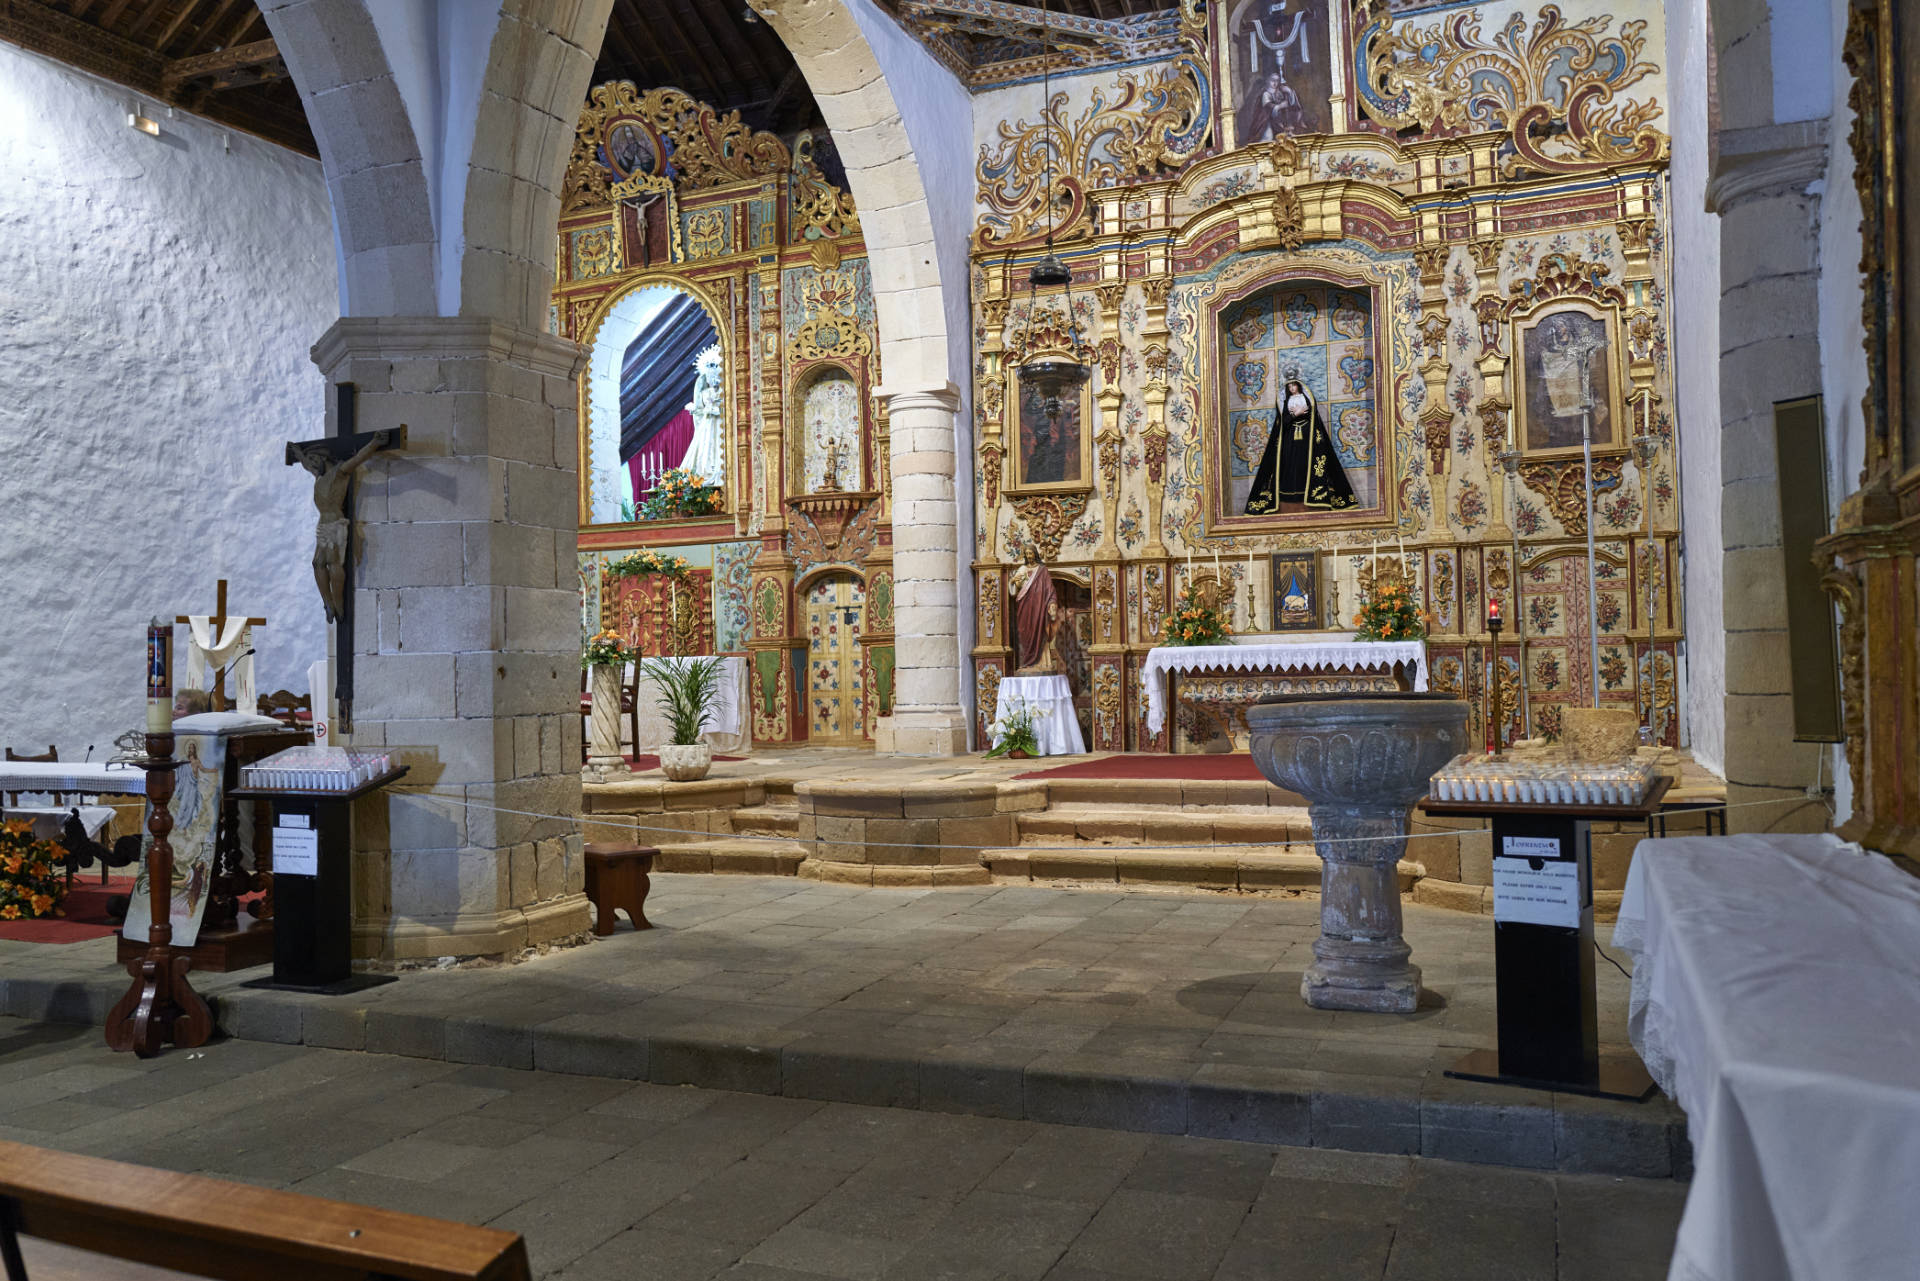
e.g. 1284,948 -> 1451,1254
583,842 -> 657,935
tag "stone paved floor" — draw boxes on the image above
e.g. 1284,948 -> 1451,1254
0,1017 -> 1685,1280
0,876 -> 1682,1174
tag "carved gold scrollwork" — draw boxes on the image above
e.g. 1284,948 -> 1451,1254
979,572 -> 1003,643
981,443 -> 1004,508
1467,239 -> 1503,275
791,131 -> 860,241
974,56 -> 1212,248
1268,136 -> 1302,177
1096,428 -> 1123,493
1272,188 -> 1307,250
565,82 -> 792,212
1501,252 -> 1629,317
1141,277 -> 1175,308
1414,244 -> 1450,285
1356,4 -> 1668,175
1422,409 -> 1452,477
1142,423 -> 1170,485
1007,306 -> 1095,368
1012,493 -> 1091,560
1819,564 -> 1865,799
1516,457 -> 1627,536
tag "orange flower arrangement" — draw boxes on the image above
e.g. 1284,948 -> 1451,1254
1162,580 -> 1234,647
0,819 -> 66,922
1353,579 -> 1432,641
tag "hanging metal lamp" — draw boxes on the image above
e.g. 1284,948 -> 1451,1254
1015,0 -> 1090,420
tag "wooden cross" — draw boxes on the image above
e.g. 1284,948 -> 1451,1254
175,579 -> 265,712
283,384 -> 407,735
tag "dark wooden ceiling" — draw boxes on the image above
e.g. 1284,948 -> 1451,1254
0,0 -> 826,160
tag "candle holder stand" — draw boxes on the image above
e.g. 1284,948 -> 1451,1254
105,732 -> 213,1057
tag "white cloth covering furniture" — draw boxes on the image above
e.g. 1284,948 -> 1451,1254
0,762 -> 148,796
1142,635 -> 1429,736
1612,833 -> 1920,1281
632,656 -> 750,756
6,805 -> 115,842
989,674 -> 1085,756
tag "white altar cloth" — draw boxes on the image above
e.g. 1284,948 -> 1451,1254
1142,635 -> 1429,735
0,762 -> 149,796
990,674 -> 1085,756
1613,834 -> 1920,1281
633,656 -> 750,755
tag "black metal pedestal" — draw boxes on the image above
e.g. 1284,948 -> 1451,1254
1419,779 -> 1668,1102
232,768 -> 405,995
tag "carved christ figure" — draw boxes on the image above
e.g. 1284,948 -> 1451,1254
293,430 -> 394,623
1008,546 -> 1063,676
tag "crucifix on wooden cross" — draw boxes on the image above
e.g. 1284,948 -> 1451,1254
174,578 -> 265,712
283,383 -> 406,734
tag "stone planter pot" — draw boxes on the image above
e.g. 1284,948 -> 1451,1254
659,742 -> 713,782
1247,692 -> 1469,1013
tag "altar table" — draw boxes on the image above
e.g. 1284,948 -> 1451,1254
989,674 -> 1085,757
633,656 -> 750,756
1143,636 -> 1429,746
1613,834 -> 1920,1281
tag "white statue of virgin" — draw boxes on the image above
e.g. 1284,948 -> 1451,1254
677,345 -> 726,484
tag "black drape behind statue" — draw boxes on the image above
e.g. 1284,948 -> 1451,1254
1244,378 -> 1358,514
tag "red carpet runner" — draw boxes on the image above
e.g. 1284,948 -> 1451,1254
1014,754 -> 1267,782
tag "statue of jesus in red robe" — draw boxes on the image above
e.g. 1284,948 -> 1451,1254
1009,546 -> 1063,675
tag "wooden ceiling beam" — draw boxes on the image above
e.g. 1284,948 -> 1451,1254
0,0 -> 165,93
123,0 -> 172,41
96,0 -> 139,29
151,0 -> 213,54
162,36 -> 281,93
179,0 -> 240,53
216,6 -> 259,49
682,0 -> 775,100
646,1 -> 727,106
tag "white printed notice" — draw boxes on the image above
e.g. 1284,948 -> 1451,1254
275,816 -> 319,877
1492,836 -> 1580,927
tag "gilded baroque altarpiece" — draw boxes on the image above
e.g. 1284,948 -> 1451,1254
559,82 -> 895,746
968,0 -> 1683,754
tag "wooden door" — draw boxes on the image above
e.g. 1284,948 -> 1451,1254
805,574 -> 866,743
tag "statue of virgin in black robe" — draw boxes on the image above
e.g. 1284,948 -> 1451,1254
1244,379 -> 1358,515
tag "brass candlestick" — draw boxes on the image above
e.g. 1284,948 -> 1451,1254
1486,606 -> 1506,756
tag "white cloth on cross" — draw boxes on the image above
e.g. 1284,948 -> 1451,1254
185,616 -> 257,712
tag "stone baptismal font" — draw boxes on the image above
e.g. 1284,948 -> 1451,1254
1248,693 -> 1469,1013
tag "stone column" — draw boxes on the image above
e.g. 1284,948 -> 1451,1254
883,384 -> 969,755
312,316 -> 593,959
1707,123 -> 1833,832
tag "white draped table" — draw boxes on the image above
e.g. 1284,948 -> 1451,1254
633,656 -> 751,756
1142,636 -> 1429,737
989,674 -> 1085,756
0,762 -> 149,796
1613,834 -> 1920,1281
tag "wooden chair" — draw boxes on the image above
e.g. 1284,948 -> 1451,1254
258,689 -> 313,728
4,745 -> 65,808
0,1139 -> 530,1280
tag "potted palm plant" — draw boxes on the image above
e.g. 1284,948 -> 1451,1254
643,655 -> 725,781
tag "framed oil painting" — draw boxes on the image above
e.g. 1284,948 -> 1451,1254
1513,303 -> 1625,457
1269,551 -> 1319,632
1009,369 -> 1093,493
1221,0 -> 1335,147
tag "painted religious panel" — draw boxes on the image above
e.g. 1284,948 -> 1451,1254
1216,280 -> 1381,521
1515,304 -> 1624,456
1269,552 -> 1319,631
1010,374 -> 1092,493
1222,0 -> 1335,146
805,574 -> 866,743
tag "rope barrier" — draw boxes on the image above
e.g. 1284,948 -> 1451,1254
392,787 -> 1826,856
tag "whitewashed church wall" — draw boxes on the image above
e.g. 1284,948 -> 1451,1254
1814,0 -> 1865,822
1666,0 -> 1725,776
0,44 -> 335,753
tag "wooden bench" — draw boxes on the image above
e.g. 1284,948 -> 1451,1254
0,1140 -> 530,1280
583,842 -> 657,935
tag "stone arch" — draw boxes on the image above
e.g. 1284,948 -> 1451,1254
577,275 -> 733,524
262,0 -> 614,326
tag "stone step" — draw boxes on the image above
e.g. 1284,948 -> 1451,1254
1017,806 -> 1313,847
730,807 -> 801,836
1034,777 -> 1306,809
0,965 -> 1687,1180
986,847 -> 1423,893
653,838 -> 807,876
